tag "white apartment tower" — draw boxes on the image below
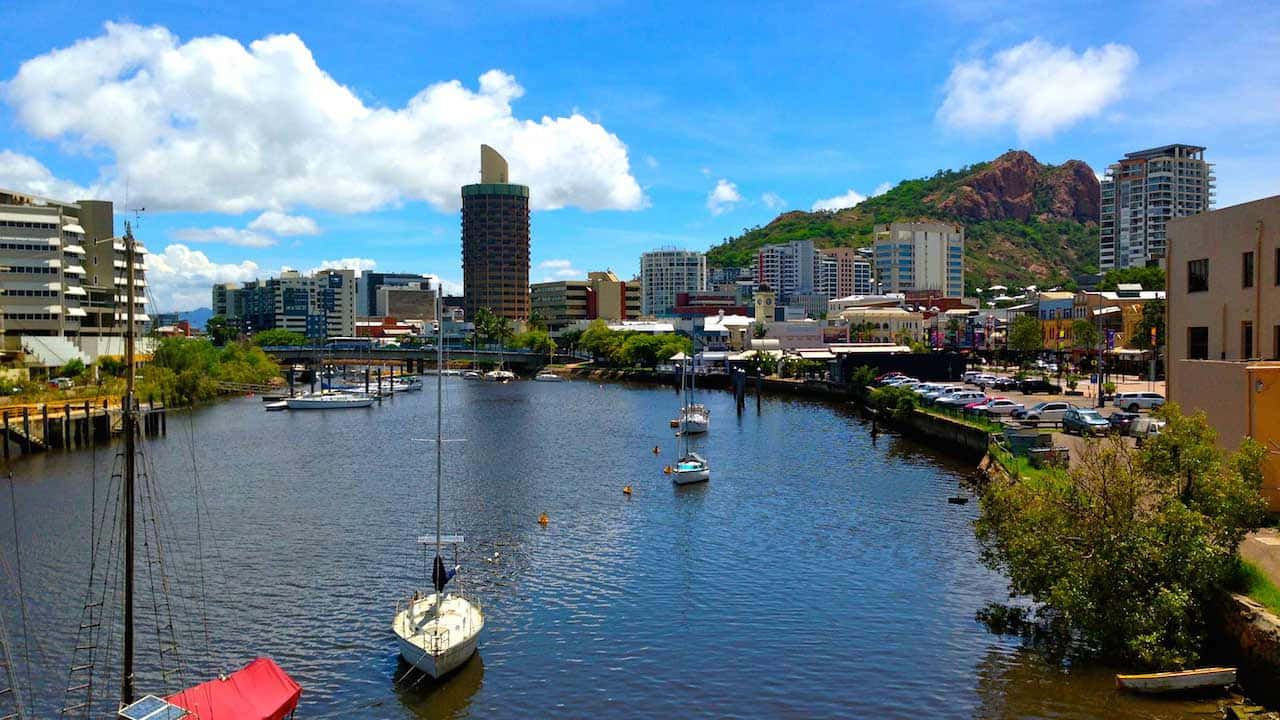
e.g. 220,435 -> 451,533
873,222 -> 964,298
752,239 -> 816,302
819,247 -> 874,297
1100,144 -> 1214,270
640,249 -> 706,316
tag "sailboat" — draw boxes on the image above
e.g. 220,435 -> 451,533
392,295 -> 485,679
672,358 -> 710,485
68,224 -> 301,720
676,355 -> 709,434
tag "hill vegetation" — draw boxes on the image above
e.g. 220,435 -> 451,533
706,152 -> 1101,294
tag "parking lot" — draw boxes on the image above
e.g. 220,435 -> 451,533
881,370 -> 1169,469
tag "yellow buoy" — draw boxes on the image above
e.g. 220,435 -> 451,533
663,465 -> 672,474
623,485 -> 632,495
652,446 -> 660,454
538,512 -> 549,526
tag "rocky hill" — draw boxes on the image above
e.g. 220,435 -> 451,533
706,151 -> 1101,292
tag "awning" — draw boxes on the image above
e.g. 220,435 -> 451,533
66,307 -> 87,317
62,223 -> 85,234
64,286 -> 87,296
65,265 -> 86,274
829,344 -> 912,354
1092,306 -> 1121,316
794,350 -> 836,360
63,244 -> 86,254
167,657 -> 301,720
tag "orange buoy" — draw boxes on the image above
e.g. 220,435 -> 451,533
663,465 -> 672,474
652,446 -> 660,454
623,485 -> 632,495
538,512 -> 549,526
669,419 -> 679,428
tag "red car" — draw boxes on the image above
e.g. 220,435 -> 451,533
876,371 -> 904,382
964,395 -> 1003,411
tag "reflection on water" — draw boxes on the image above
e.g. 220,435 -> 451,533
0,380 -> 1240,718
394,654 -> 485,720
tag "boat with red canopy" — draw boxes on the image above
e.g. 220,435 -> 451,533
165,658 -> 301,720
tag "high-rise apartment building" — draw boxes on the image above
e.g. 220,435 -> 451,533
752,239 -> 817,302
216,268 -> 356,338
530,270 -> 640,331
462,144 -> 530,321
818,247 -> 874,297
0,190 -> 146,363
640,249 -> 706,316
873,222 -> 964,298
1100,144 -> 1214,270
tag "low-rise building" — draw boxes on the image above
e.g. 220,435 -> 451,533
1167,195 -> 1280,509
531,270 -> 640,331
837,307 -> 924,343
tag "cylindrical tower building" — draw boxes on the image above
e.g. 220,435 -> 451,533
462,145 -> 530,322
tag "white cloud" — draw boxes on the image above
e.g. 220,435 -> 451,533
172,226 -> 276,248
811,189 -> 866,212
247,211 -> 320,236
706,178 -> 742,216
0,150 -> 96,200
146,244 -> 262,311
537,258 -> 581,281
4,22 -> 645,214
644,155 -> 659,169
761,192 -> 786,210
872,182 -> 893,197
423,275 -> 463,297
309,257 -> 377,276
938,38 -> 1137,139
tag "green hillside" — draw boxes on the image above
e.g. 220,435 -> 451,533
705,154 -> 1099,293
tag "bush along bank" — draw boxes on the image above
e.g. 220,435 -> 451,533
976,403 -> 1270,670
141,337 -> 282,406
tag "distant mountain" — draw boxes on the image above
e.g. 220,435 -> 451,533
706,150 -> 1101,291
179,307 -> 213,328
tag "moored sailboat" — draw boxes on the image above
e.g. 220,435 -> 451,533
672,357 -> 710,485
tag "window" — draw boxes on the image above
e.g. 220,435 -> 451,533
1187,258 -> 1209,293
1187,326 -> 1209,359
1274,325 -> 1280,360
1243,251 -> 1255,288
1242,321 -> 1254,359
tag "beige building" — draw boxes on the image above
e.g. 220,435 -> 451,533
376,283 -> 436,322
1167,195 -> 1280,509
818,247 -> 874,297
530,270 -> 640,332
873,222 -> 964,298
838,307 -> 924,343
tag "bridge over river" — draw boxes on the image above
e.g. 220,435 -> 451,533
260,345 -> 578,373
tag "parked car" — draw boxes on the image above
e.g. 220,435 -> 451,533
978,398 -> 1025,417
1012,401 -> 1073,422
964,395 -> 1003,413
48,377 -> 73,389
962,371 -> 981,383
972,374 -> 999,386
922,385 -> 965,403
912,383 -> 942,396
1130,417 -> 1167,445
992,377 -> 1020,390
1113,391 -> 1166,412
1019,379 -> 1063,394
1108,411 -> 1141,435
935,391 -> 987,409
1063,408 -> 1110,435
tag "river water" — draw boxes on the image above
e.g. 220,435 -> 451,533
0,379 -> 1235,718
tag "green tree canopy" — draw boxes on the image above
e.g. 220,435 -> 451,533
1099,266 -> 1165,291
977,404 -> 1266,668
1129,298 -> 1166,350
206,315 -> 237,345
1007,314 -> 1043,355
513,328 -> 555,356
1071,318 -> 1100,350
252,329 -> 307,347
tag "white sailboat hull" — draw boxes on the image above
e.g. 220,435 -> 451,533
483,370 -> 516,382
393,595 -> 485,679
673,467 -> 710,484
285,393 -> 375,409
679,414 -> 709,434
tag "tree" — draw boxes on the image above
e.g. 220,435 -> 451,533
1099,266 -> 1165,292
580,319 -> 618,362
526,309 -> 547,332
57,358 -> 86,379
976,404 -> 1266,668
252,329 -> 307,347
620,334 -> 664,368
513,329 -> 555,356
472,308 -> 497,346
559,327 -> 584,355
1007,315 -> 1043,356
1071,318 -> 1100,350
1129,299 -> 1166,350
206,315 -> 237,346
752,322 -> 768,339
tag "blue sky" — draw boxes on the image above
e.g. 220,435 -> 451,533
1,0 -> 1276,310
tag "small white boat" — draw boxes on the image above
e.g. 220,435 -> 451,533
534,372 -> 562,382
442,369 -> 463,376
673,452 -> 710,484
678,404 -> 710,434
462,370 -> 482,380
264,400 -> 289,412
484,369 -> 516,382
285,392 -> 376,409
393,376 -> 424,392
1115,667 -> 1236,694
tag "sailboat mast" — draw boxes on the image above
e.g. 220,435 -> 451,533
121,224 -> 137,706
435,295 -> 443,618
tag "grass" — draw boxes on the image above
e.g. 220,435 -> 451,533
925,405 -> 1005,434
1234,560 -> 1280,616
987,440 -> 1069,487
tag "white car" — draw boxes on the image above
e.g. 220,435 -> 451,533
935,390 -> 987,408
923,385 -> 964,403
913,383 -> 943,396
1013,401 -> 1074,422
1113,391 -> 1165,412
977,398 -> 1024,417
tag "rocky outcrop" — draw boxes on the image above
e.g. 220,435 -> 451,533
925,150 -> 1099,224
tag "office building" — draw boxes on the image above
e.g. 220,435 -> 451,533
0,189 -> 147,365
462,144 -> 530,321
1166,195 -> 1279,510
819,247 -> 874,297
217,268 -> 356,338
751,239 -> 817,302
530,270 -> 640,332
376,282 -> 436,322
873,222 -> 964,298
358,272 -> 434,316
640,249 -> 706,316
1100,144 -> 1214,270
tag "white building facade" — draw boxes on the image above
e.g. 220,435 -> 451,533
640,249 -> 706,316
1100,144 -> 1214,270
873,222 -> 964,298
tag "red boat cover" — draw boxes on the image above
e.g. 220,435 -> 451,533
167,657 -> 301,720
